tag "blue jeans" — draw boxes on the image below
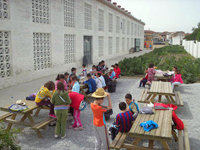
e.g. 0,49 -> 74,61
139,79 -> 147,87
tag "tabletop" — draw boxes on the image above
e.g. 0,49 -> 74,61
149,81 -> 173,95
0,100 -> 39,114
129,109 -> 172,141
154,71 -> 167,77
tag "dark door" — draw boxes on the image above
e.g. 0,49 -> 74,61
135,38 -> 140,52
83,36 -> 92,65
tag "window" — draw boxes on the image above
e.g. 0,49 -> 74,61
116,16 -> 120,33
127,21 -> 130,35
64,0 -> 75,27
116,37 -> 119,53
33,33 -> 51,71
127,38 -> 129,50
131,23 -> 133,35
122,19 -> 125,34
98,9 -> 104,31
0,31 -> 11,78
135,24 -> 137,36
131,38 -> 133,47
108,13 -> 113,32
98,36 -> 104,57
84,3 -> 92,30
0,0 -> 9,19
64,34 -> 75,64
32,0 -> 50,24
122,37 -> 125,51
108,37 -> 112,54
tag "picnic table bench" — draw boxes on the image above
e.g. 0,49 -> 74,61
138,81 -> 183,107
110,108 -> 190,150
0,100 -> 55,138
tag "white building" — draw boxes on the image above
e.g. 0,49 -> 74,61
171,32 -> 185,45
0,0 -> 145,89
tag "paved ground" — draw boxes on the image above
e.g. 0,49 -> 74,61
1,49 -> 199,150
0,50 -> 151,115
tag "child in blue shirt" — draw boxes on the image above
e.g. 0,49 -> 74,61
71,75 -> 80,93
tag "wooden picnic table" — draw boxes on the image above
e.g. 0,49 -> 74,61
110,108 -> 173,150
0,100 -> 55,138
154,71 -> 170,81
138,81 -> 183,106
127,109 -> 173,150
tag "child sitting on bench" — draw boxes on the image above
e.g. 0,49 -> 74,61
125,93 -> 140,119
138,69 -> 148,88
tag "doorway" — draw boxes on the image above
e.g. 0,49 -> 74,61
135,38 -> 141,52
83,36 -> 92,65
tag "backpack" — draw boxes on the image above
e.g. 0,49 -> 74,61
172,111 -> 184,130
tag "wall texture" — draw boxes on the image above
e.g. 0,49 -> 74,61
0,0 -> 145,89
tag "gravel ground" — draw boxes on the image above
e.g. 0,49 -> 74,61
12,79 -> 200,150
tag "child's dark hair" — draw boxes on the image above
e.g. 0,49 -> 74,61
97,73 -> 101,77
82,64 -> 86,67
72,75 -> 78,81
149,63 -> 154,68
115,63 -> 118,66
111,65 -> 115,68
125,93 -> 132,100
64,72 -> 69,76
119,102 -> 127,110
44,81 -> 55,90
99,62 -> 102,65
87,73 -> 92,77
71,67 -> 76,72
57,82 -> 64,94
92,65 -> 96,68
95,97 -> 104,100
101,60 -> 105,63
173,66 -> 178,70
56,74 -> 65,80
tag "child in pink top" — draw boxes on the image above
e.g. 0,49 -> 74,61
55,74 -> 68,91
147,63 -> 156,84
172,70 -> 183,91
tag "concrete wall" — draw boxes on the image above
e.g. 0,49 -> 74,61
0,0 -> 145,89
182,40 -> 200,58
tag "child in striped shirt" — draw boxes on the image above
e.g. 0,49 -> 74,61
116,102 -> 135,133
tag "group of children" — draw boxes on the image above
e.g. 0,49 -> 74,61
138,64 -> 183,90
34,60 -> 122,141
91,89 -> 139,150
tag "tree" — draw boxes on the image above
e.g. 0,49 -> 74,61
192,27 -> 196,31
197,32 -> 200,41
198,22 -> 200,29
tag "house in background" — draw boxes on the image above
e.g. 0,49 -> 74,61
171,31 -> 185,45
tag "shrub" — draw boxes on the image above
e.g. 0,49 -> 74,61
119,45 -> 200,84
0,122 -> 21,150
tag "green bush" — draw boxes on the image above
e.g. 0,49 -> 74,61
0,122 -> 21,150
119,45 -> 200,84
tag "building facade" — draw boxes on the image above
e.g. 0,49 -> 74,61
0,0 -> 145,89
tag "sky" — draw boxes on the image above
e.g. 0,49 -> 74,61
114,0 -> 200,33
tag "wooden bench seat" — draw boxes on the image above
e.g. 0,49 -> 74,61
0,113 -> 12,121
32,117 -> 56,138
174,91 -> 184,107
178,121 -> 190,150
138,89 -> 149,103
110,132 -> 128,149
